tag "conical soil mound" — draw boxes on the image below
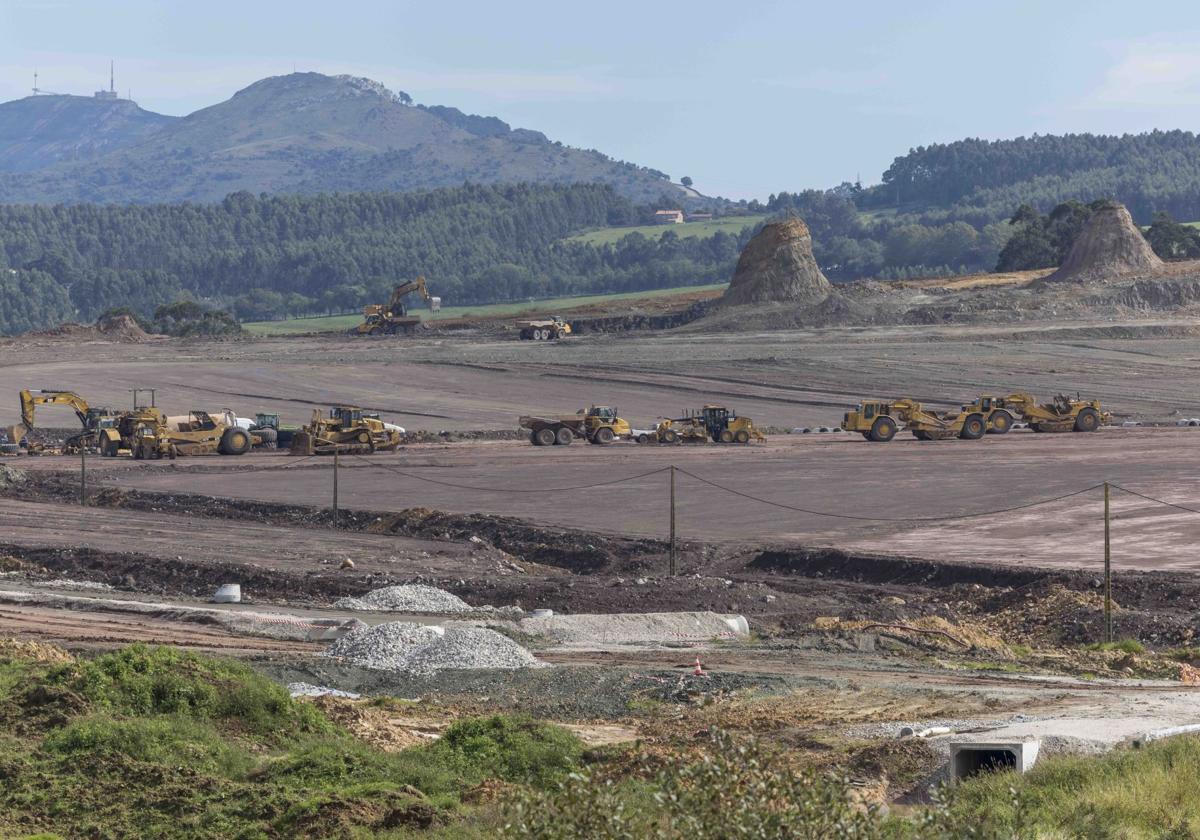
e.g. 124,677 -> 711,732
722,217 -> 832,306
1042,203 -> 1163,284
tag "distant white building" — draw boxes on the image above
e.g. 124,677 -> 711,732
654,209 -> 684,225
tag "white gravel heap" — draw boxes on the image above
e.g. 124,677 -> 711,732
321,621 -> 543,675
333,584 -> 473,613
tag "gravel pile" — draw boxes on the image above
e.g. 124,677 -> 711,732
333,584 -> 473,613
321,621 -> 542,675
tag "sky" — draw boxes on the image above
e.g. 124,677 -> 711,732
1,0 -> 1198,200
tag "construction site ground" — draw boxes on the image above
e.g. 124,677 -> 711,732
8,313 -> 1200,800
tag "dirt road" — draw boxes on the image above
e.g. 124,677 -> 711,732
24,427 -> 1197,573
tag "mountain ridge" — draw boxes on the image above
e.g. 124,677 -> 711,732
0,72 -> 684,205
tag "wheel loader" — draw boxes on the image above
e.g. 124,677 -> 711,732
3,389 -> 116,454
519,405 -> 631,445
843,398 -> 986,442
289,406 -> 403,455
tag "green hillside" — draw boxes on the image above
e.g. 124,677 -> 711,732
567,214 -> 766,246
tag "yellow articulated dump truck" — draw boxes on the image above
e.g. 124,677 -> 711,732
519,405 -> 631,445
517,316 -> 571,341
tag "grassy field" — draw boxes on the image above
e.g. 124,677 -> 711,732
564,214 -> 767,247
244,282 -> 729,336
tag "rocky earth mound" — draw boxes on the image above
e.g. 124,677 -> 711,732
22,313 -> 157,343
1041,203 -> 1164,284
333,584 -> 473,613
321,622 -> 542,674
721,217 -> 832,306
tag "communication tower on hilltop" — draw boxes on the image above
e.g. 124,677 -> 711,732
94,61 -> 118,100
31,69 -> 60,96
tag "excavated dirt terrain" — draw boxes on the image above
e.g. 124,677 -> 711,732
7,299 -> 1200,764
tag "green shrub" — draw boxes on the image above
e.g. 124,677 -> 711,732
426,715 -> 582,789
254,734 -> 462,799
43,715 -> 255,778
45,645 -> 328,737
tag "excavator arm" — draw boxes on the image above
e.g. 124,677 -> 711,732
385,276 -> 431,317
4,389 -> 92,446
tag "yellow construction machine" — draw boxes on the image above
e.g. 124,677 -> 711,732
2,389 -> 116,454
961,395 -> 1019,435
517,316 -> 572,341
289,406 -> 404,455
652,405 -> 765,444
843,398 -> 987,442
98,408 -> 256,459
985,393 -> 1110,433
355,276 -> 441,335
520,405 -> 631,445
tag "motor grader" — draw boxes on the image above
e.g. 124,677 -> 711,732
3,389 -> 116,454
520,405 -> 631,445
984,393 -> 1110,433
652,405 -> 765,444
289,406 -> 404,455
99,409 -> 257,459
843,398 -> 987,442
354,276 -> 441,336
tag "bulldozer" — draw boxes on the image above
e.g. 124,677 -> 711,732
2,389 -> 116,454
843,398 -> 987,442
354,276 -> 441,335
289,406 -> 404,455
987,393 -> 1110,433
653,405 -> 765,444
520,405 -> 631,445
99,409 -> 257,459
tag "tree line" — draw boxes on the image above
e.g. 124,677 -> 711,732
858,130 -> 1200,225
0,184 -> 751,334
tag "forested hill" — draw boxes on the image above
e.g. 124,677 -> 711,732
0,73 -> 687,205
0,184 -> 751,334
859,130 -> 1200,224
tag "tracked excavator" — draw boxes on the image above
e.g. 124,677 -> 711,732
2,390 -> 115,454
354,276 -> 441,335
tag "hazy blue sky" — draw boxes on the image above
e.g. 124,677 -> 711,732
1,0 -> 1197,199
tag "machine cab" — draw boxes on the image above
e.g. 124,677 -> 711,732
330,406 -> 363,427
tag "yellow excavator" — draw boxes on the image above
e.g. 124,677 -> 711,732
2,390 -> 115,454
354,276 -> 441,335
